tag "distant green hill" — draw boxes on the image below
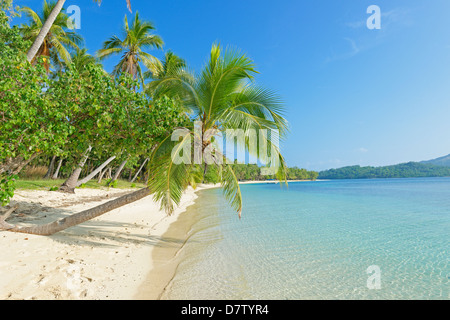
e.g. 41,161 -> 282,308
318,162 -> 450,179
421,154 -> 450,167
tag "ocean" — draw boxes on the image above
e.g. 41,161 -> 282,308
161,178 -> 449,300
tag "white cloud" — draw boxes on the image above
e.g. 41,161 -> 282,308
324,37 -> 360,63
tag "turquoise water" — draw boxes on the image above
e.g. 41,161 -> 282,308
162,178 -> 449,300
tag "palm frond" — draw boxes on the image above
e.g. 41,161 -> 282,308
147,132 -> 193,214
221,164 -> 243,218
98,12 -> 162,83
18,6 -> 42,26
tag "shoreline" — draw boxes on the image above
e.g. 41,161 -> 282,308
134,180 -> 316,300
0,180 -> 308,300
0,185 -> 218,300
134,186 -> 210,300
134,184 -> 220,300
133,180 -> 319,300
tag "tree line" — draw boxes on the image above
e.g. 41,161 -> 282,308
226,164 -> 318,182
318,162 -> 450,179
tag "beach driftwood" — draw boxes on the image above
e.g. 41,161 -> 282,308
0,188 -> 151,236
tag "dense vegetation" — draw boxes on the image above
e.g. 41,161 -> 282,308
318,162 -> 450,179
0,3 -> 186,205
203,163 -> 318,183
233,164 -> 318,181
1,0 -> 305,229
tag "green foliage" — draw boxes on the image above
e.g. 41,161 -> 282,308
1,5 -> 290,220
97,11 -> 163,84
0,8 -> 72,162
15,179 -> 145,191
19,0 -> 83,71
318,162 -> 450,179
0,8 -> 186,203
49,59 -> 187,170
147,44 -> 290,217
226,163 -> 318,182
204,165 -> 221,184
106,179 -> 118,188
0,174 -> 17,206
1,7 -> 68,205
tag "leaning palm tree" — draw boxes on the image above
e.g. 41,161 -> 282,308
19,0 -> 82,73
147,43 -> 289,217
0,44 -> 288,236
26,0 -> 132,63
97,12 -> 164,85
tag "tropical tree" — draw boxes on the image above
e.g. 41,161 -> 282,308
68,48 -> 97,71
19,0 -> 83,73
52,47 -> 98,77
26,0 -> 132,64
0,42 -> 288,235
97,12 -> 164,85
147,43 -> 289,217
0,6 -> 73,206
144,50 -> 186,97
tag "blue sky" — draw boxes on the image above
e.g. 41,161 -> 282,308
12,0 -> 450,170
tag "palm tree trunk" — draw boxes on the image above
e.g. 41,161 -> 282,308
59,146 -> 92,193
52,158 -> 63,180
0,188 -> 151,236
130,158 -> 148,183
26,0 -> 66,63
202,163 -> 208,183
108,159 -> 127,187
97,167 -> 107,184
105,167 -> 112,180
76,156 -> 116,187
43,155 -> 56,179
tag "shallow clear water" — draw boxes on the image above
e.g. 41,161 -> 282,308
162,178 -> 449,300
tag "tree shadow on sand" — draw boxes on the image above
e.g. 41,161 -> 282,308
1,195 -> 190,250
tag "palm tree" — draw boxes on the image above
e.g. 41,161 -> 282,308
97,12 -> 164,85
0,44 -> 288,236
71,48 -> 98,69
147,43 -> 289,217
144,50 -> 187,97
26,0 -> 132,64
51,48 -> 99,79
20,0 -> 83,73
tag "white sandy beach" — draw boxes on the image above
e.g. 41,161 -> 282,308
0,185 -> 218,300
0,180 -> 305,300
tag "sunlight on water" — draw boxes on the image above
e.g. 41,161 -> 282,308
162,178 -> 450,300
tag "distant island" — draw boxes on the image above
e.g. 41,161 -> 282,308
420,153 -> 450,167
319,154 -> 450,179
